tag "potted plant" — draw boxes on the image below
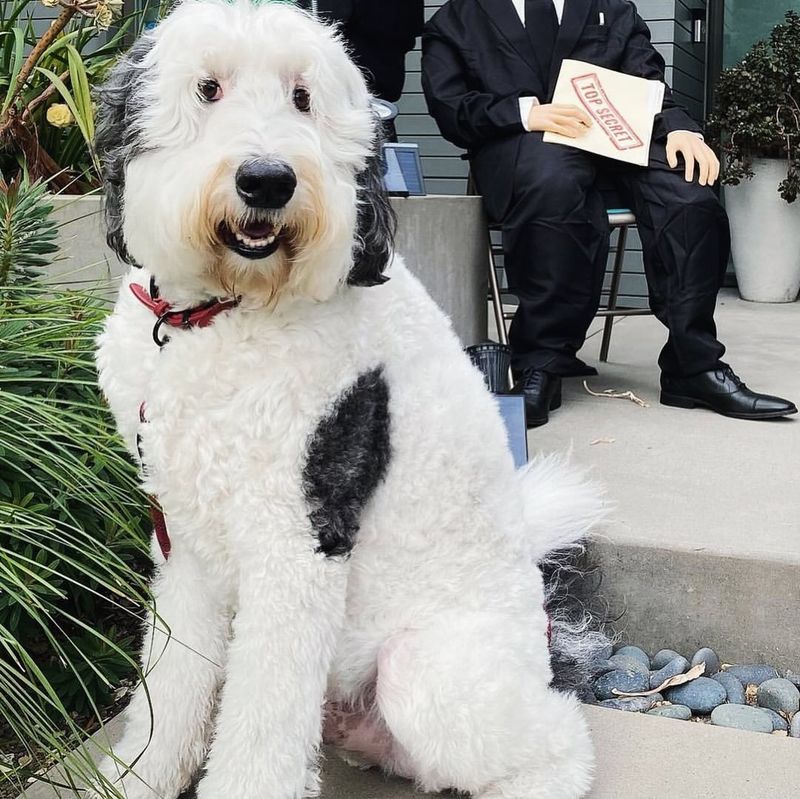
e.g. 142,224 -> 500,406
707,10 -> 800,303
0,1 -> 161,280
0,173 -> 153,796
0,0 -> 124,194
0,0 -> 152,193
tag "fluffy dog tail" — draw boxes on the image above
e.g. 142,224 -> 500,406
518,454 -> 612,697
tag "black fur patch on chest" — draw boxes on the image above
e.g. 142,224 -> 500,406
303,368 -> 391,557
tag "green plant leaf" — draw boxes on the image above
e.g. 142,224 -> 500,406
65,43 -> 95,142
708,10 -> 800,202
33,66 -> 92,148
0,26 -> 24,114
0,255 -> 154,790
39,29 -> 82,63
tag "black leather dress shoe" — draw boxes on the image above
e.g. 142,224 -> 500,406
660,366 -> 797,420
514,369 -> 562,428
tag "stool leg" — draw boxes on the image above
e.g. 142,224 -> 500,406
599,224 -> 629,363
486,239 -> 515,390
488,241 -> 509,348
471,168 -> 513,388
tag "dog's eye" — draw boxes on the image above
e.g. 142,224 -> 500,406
198,79 -> 223,103
293,86 -> 311,113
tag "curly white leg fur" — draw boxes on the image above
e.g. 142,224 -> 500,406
474,692 -> 594,799
96,545 -> 230,799
374,612 -> 594,799
195,531 -> 349,799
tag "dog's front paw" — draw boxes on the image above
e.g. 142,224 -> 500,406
196,765 -> 319,799
86,775 -> 159,799
87,756 -> 186,799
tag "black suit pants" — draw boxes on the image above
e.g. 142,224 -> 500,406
499,133 -> 730,377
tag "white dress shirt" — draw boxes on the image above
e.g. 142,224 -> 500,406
514,0 -> 698,139
515,0 -> 563,127
513,0 -> 565,25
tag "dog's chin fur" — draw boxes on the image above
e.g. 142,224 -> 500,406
170,152 -> 358,304
93,3 -> 607,799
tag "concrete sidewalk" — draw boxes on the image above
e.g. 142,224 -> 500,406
532,290 -> 800,562
320,705 -> 800,799
26,705 -> 800,799
526,291 -> 800,668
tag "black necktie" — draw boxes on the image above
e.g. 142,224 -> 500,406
525,0 -> 559,76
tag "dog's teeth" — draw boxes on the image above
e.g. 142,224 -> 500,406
233,228 -> 278,249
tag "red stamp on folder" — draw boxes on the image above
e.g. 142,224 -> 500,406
571,72 -> 644,151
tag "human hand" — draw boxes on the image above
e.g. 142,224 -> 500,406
666,132 -> 720,186
527,103 -> 593,138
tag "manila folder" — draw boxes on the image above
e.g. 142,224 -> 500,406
542,59 -> 665,166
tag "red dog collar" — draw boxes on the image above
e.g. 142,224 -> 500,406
130,276 -> 239,346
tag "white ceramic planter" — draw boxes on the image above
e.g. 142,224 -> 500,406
725,158 -> 800,303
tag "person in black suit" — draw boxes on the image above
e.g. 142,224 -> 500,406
422,0 -> 796,425
299,0 -> 424,102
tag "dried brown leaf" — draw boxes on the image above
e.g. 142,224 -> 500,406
612,662 -> 706,698
583,381 -> 650,408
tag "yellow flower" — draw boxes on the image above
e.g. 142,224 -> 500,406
46,103 -> 74,128
95,3 -> 113,30
40,0 -> 59,7
106,0 -> 123,14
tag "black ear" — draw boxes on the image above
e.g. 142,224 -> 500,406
348,120 -> 396,287
93,36 -> 155,266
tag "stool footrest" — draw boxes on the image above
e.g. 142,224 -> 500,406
595,307 -> 652,317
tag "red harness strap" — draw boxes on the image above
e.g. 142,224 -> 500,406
130,277 -> 239,346
149,497 -> 172,560
137,402 -> 171,560
132,278 -> 238,560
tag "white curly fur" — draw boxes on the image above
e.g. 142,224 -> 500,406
518,453 -> 609,564
94,3 -> 607,799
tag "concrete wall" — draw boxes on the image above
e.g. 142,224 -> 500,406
47,195 -> 489,346
397,0 -> 710,309
392,196 -> 488,346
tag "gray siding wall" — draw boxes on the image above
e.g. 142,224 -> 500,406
397,0 -> 709,307
7,4 -> 59,38
4,4 -> 108,52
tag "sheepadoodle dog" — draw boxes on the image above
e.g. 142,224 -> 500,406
94,2 -> 607,798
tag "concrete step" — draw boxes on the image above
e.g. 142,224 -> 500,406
23,706 -> 800,799
588,539 -> 800,673
322,705 -> 800,798
528,292 -> 800,671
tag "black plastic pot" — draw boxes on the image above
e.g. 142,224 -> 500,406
465,342 -> 512,394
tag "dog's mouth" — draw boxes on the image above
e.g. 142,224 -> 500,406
218,218 -> 285,260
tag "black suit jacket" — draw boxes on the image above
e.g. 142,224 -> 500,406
422,0 -> 702,218
300,0 -> 424,101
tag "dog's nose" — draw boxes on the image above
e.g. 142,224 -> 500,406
235,160 -> 297,209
